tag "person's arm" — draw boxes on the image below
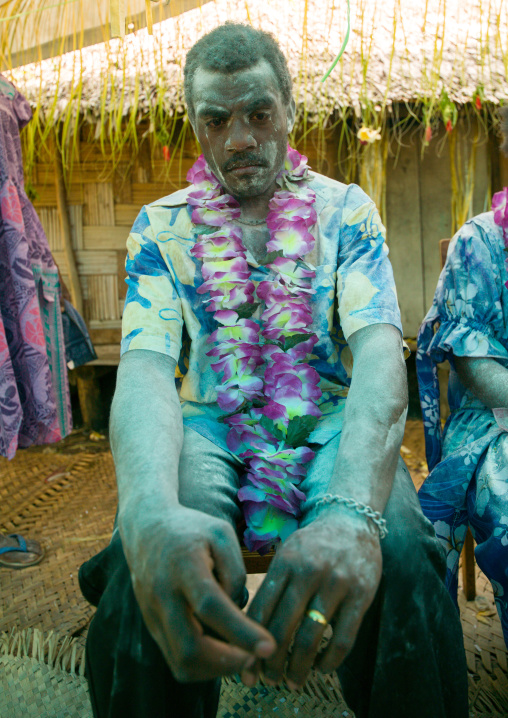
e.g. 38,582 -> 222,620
454,356 -> 508,409
111,349 -> 276,682
246,323 -> 407,688
325,322 -> 407,510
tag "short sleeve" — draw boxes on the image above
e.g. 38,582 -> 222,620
337,184 -> 403,340
422,224 -> 507,366
121,207 -> 183,362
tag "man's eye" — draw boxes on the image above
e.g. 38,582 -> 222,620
252,112 -> 269,122
206,118 -> 224,128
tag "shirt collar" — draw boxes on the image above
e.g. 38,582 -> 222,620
149,171 -> 332,213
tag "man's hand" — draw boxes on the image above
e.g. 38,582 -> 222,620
245,508 -> 381,689
122,505 -> 276,683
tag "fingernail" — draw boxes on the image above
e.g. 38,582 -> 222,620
256,639 -> 275,658
241,670 -> 257,687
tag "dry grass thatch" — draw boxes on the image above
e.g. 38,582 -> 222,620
6,0 -> 508,129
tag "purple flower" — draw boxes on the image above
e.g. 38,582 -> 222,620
186,154 -> 221,188
225,416 -> 279,454
492,188 -> 508,246
208,318 -> 259,345
266,225 -> 316,260
267,257 -> 316,288
191,228 -> 245,259
201,256 -> 249,281
242,500 -> 299,553
267,192 -> 317,227
261,298 -> 313,335
191,203 -> 241,227
287,334 -> 318,359
279,144 -> 311,182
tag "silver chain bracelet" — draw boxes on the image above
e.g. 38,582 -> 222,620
315,494 -> 388,539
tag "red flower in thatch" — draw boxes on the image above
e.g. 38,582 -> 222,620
475,95 -> 482,111
446,119 -> 453,133
424,125 -> 432,143
162,145 -> 170,162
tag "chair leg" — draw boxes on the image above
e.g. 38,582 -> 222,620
461,528 -> 476,601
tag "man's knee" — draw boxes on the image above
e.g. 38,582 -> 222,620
177,427 -> 241,525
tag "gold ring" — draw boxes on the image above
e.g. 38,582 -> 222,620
305,609 -> 328,626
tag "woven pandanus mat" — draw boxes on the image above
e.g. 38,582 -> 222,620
219,673 -> 351,717
0,628 -> 90,718
1,628 -> 506,718
0,448 -> 117,635
457,560 -> 508,715
1,444 -> 508,716
458,561 -> 508,677
0,628 -> 352,718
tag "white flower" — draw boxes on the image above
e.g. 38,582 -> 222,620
357,126 -> 382,144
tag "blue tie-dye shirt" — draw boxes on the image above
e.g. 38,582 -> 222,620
121,172 -> 404,451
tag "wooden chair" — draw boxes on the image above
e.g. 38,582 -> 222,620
242,547 -> 274,574
439,238 -> 476,600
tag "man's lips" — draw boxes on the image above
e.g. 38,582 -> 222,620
228,165 -> 264,176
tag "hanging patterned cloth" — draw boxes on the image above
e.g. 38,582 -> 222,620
0,76 -> 72,459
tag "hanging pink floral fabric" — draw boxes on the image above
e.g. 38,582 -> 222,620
0,77 -> 72,459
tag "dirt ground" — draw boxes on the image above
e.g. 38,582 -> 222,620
401,418 -> 429,490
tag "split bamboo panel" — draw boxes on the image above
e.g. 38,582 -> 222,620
37,208 -> 63,251
83,184 -> 115,226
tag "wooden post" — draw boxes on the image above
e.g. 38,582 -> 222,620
145,0 -> 153,34
110,0 -> 126,38
462,529 -> 476,601
54,146 -> 83,316
75,366 -> 104,430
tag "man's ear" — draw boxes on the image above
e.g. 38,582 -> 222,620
286,98 -> 296,134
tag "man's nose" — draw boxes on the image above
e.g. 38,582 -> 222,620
225,118 -> 256,153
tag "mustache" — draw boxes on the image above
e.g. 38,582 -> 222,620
223,153 -> 268,172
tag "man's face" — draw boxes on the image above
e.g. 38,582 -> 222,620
190,59 -> 295,200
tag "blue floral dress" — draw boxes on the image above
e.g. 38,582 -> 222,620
417,211 -> 508,646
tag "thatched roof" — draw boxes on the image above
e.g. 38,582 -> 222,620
1,0 -> 212,68
7,0 -> 508,129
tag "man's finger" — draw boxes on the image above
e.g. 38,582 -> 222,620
193,634 -> 261,680
184,567 -> 276,658
316,597 -> 365,673
157,595 -> 263,682
285,588 -> 345,689
247,561 -> 288,627
260,580 -> 318,683
210,526 -> 247,604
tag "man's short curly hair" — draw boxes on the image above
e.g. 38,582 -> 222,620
184,23 -> 292,120
499,106 -> 508,156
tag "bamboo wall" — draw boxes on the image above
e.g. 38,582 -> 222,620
30,124 -> 508,365
32,135 -> 201,364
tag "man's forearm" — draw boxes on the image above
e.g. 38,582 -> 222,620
110,350 -> 183,542
455,356 -> 508,409
327,325 -> 408,513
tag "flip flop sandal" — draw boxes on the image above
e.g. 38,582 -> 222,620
0,533 -> 45,569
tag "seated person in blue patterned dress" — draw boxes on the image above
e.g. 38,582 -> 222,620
417,106 -> 508,648
79,23 -> 468,718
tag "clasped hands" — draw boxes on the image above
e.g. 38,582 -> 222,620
124,504 -> 382,688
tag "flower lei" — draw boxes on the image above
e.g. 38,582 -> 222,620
492,187 -> 508,290
187,146 -> 322,553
